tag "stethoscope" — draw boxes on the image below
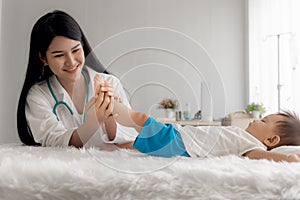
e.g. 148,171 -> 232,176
47,70 -> 89,122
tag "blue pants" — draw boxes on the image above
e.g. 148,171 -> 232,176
133,117 -> 190,157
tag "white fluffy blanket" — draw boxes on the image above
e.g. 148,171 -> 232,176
1,144 -> 300,200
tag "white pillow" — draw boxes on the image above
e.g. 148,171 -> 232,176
271,146 -> 300,154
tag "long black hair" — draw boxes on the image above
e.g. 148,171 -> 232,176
17,10 -> 108,145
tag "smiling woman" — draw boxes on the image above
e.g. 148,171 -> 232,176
40,37 -> 85,93
17,10 -> 138,148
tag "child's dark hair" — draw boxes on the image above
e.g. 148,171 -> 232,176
275,110 -> 300,147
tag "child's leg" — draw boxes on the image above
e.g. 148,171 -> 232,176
116,141 -> 134,149
113,101 -> 149,132
112,102 -> 189,158
111,102 -> 148,150
132,117 -> 190,157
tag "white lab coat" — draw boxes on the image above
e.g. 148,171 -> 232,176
25,66 -> 138,148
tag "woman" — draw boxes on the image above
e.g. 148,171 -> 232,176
17,10 -> 137,148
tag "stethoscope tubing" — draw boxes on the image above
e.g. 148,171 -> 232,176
47,70 -> 89,122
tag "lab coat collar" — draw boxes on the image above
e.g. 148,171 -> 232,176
48,67 -> 95,109
48,75 -> 72,107
86,67 -> 96,96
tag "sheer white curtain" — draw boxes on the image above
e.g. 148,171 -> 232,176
248,0 -> 300,114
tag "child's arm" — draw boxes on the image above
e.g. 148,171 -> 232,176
244,149 -> 300,162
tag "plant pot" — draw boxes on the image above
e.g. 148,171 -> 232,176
252,110 -> 260,119
165,109 -> 175,119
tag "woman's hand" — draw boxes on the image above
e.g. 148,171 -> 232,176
94,87 -> 117,141
93,75 -> 118,141
94,89 -> 114,123
94,75 -> 114,123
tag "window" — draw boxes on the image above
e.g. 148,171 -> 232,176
248,0 -> 300,114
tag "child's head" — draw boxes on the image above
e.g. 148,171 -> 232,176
273,111 -> 300,147
245,111 -> 300,150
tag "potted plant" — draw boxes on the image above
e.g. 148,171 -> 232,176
159,98 -> 179,119
245,103 -> 265,119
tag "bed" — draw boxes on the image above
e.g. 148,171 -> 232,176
0,143 -> 300,199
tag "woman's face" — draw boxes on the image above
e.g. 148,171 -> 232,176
43,36 -> 85,84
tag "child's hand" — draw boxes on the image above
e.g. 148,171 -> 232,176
286,154 -> 300,162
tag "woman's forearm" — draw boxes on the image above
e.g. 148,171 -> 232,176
69,129 -> 84,148
104,116 -> 117,141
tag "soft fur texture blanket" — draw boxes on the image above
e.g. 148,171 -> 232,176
0,144 -> 300,200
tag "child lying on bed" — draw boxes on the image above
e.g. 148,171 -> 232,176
93,77 -> 300,162
104,99 -> 300,162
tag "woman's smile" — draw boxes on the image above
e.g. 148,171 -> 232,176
64,64 -> 80,73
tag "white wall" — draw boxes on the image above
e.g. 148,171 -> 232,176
0,0 -> 246,143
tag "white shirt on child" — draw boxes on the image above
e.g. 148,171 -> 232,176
176,125 -> 267,158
